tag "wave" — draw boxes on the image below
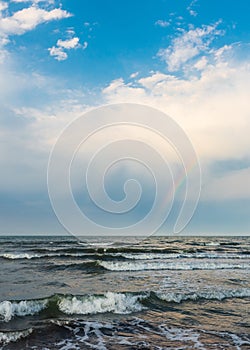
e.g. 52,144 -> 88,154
156,288 -> 250,303
115,252 -> 250,260
97,260 -> 249,271
2,250 -> 250,262
0,293 -> 145,322
1,253 -> 43,260
0,252 -> 96,260
87,242 -> 115,247
58,292 -> 145,315
41,258 -> 250,274
42,260 -> 104,274
0,299 -> 47,322
0,328 -> 33,346
205,242 -> 220,246
1,288 -> 249,323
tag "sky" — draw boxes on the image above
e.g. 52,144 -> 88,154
0,0 -> 250,236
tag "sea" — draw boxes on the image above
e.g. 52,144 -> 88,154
0,235 -> 249,350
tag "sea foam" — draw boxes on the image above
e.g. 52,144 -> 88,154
58,292 -> 146,315
0,328 -> 33,346
0,299 -> 47,322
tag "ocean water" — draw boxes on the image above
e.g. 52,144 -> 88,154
0,235 -> 249,349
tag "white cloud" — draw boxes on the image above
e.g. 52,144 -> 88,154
158,22 -> 223,72
48,46 -> 67,61
194,56 -> 208,70
0,3 -> 72,63
49,36 -> 87,61
130,71 -> 139,79
103,78 -> 126,93
212,44 -> 232,61
0,6 -> 71,36
0,3 -> 85,63
138,72 -> 175,89
155,20 -> 170,28
57,37 -> 80,49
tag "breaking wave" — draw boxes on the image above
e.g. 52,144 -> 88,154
115,252 -> 250,260
1,288 -> 249,322
0,299 -> 47,322
58,292 -> 145,315
97,260 -> 249,271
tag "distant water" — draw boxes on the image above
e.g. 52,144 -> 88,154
0,235 -> 249,349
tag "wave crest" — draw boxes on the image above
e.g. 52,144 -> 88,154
97,260 -> 249,271
0,299 -> 47,322
58,292 -> 146,315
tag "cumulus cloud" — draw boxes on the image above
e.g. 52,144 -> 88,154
0,2 -> 87,63
48,36 -> 87,61
158,22 -> 223,72
0,1 -> 73,64
0,6 -> 71,36
48,46 -> 67,61
57,37 -> 80,49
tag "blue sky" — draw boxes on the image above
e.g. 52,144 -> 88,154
0,0 -> 250,235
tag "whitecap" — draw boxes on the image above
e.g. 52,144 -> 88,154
98,260 -> 248,271
0,299 -> 47,322
58,292 -> 146,315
